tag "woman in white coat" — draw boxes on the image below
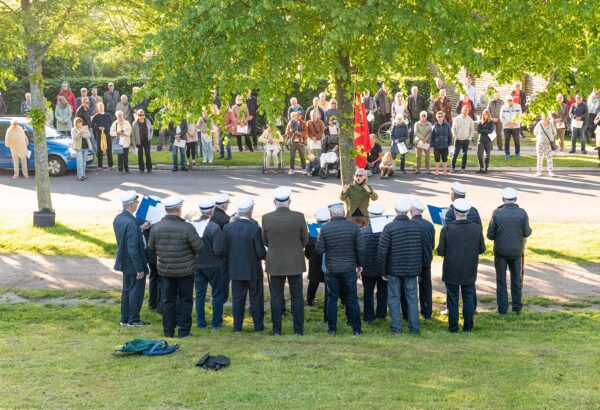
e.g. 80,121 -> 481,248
110,110 -> 132,174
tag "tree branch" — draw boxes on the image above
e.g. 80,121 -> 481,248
41,0 -> 77,52
0,0 -> 15,11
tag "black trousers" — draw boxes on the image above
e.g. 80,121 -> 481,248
269,274 -> 304,335
236,135 -> 253,152
446,283 -> 475,332
504,128 -> 521,155
418,265 -> 432,319
118,147 -> 129,172
362,276 -> 388,322
477,141 -> 492,170
148,262 -> 160,310
161,275 -> 194,337
249,120 -> 258,147
97,136 -> 113,168
120,273 -> 146,324
232,279 -> 264,332
451,139 -> 470,170
495,255 -> 523,313
137,141 -> 152,172
306,279 -> 322,303
221,264 -> 230,303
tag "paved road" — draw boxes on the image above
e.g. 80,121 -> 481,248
1,169 -> 600,223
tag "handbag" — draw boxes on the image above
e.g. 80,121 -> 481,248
112,136 -> 124,155
540,125 -> 557,151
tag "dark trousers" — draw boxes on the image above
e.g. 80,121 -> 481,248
408,119 -> 418,147
504,128 -> 521,155
148,262 -> 160,310
269,274 -> 304,335
391,152 -> 406,171
162,275 -> 194,337
231,278 -> 264,332
97,136 -> 113,168
418,266 -> 433,319
120,273 -> 146,324
325,271 -> 361,333
221,265 -> 230,302
137,141 -> 152,171
495,255 -> 523,313
220,133 -> 232,158
451,139 -> 470,170
477,141 -> 492,170
194,267 -> 223,329
306,278 -> 322,303
571,126 -> 587,151
236,135 -> 253,152
186,141 -> 197,160
362,276 -> 387,322
249,120 -> 258,147
289,142 -> 306,170
445,283 -> 475,332
493,121 -> 503,150
117,147 -> 129,172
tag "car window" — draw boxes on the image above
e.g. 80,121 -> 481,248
45,125 -> 63,139
0,124 -> 8,141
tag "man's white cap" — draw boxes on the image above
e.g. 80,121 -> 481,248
272,186 -> 292,202
367,204 -> 385,216
198,199 -> 216,211
453,198 -> 472,213
149,195 -> 162,203
411,198 -> 426,211
502,187 -> 518,200
315,208 -> 331,223
394,195 -> 411,212
215,193 -> 230,205
163,195 -> 184,209
451,182 -> 468,196
120,190 -> 138,205
328,200 -> 345,209
236,195 -> 254,212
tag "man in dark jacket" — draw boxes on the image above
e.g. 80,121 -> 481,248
211,193 -> 231,302
113,190 -> 149,327
437,198 -> 486,332
262,187 -> 309,336
130,109 -> 153,173
487,188 -> 532,314
378,195 -> 423,334
360,204 -> 388,323
75,97 -> 92,127
316,201 -> 364,335
149,196 -> 204,338
193,199 -> 225,330
305,209 -> 330,322
246,90 -> 259,150
410,198 -> 436,320
569,94 -> 589,154
104,82 -> 120,117
407,86 -> 426,148
223,196 -> 267,332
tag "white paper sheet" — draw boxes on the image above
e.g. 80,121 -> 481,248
397,142 -> 408,155
572,119 -> 583,129
328,125 -> 338,135
489,130 -> 497,141
26,150 -> 32,159
145,204 -> 166,224
370,216 -> 394,233
556,122 -> 565,129
367,112 -> 374,122
416,142 -> 430,150
118,137 -> 125,146
131,146 -> 138,156
173,139 -> 186,148
190,220 -> 210,238
237,125 -> 249,134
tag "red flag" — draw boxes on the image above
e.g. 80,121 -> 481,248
354,93 -> 371,168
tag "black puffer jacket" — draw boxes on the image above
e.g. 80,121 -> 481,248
148,215 -> 204,277
487,203 -> 532,257
378,215 -> 423,277
411,215 -> 436,266
315,217 -> 364,274
360,224 -> 383,277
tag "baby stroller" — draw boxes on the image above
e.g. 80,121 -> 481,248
319,134 -> 340,179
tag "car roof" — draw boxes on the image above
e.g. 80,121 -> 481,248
0,116 -> 30,124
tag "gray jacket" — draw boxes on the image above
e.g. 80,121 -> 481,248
130,119 -> 153,146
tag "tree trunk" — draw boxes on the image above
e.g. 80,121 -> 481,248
335,52 -> 356,186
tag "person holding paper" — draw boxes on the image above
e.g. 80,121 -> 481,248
341,168 -> 379,227
499,95 -> 522,158
285,111 -> 307,175
324,99 -> 339,136
110,110 -> 132,174
5,119 -> 29,179
552,93 -> 568,151
410,199 -> 435,320
533,113 -> 557,177
306,109 -> 325,158
431,111 -> 453,176
414,111 -> 432,174
390,113 -> 409,174
171,119 -> 188,171
71,117 -> 92,181
232,94 -> 253,152
476,109 -> 496,174
360,204 -> 388,323
568,94 -> 588,154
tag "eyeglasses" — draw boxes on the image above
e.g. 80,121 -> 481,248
138,114 -> 145,116
420,114 -> 427,117
355,174 -> 366,178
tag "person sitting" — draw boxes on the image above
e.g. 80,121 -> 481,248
307,153 -> 321,177
365,134 -> 382,176
259,126 -> 282,172
380,151 -> 395,179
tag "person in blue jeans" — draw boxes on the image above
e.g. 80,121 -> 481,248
193,199 -> 225,329
172,119 -> 188,171
219,130 -> 232,160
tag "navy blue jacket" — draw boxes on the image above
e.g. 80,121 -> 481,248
431,121 -> 452,149
223,218 -> 266,281
487,203 -> 532,257
378,215 -> 423,277
411,215 -> 436,266
390,123 -> 409,155
445,205 -> 482,226
316,216 -> 364,274
113,210 -> 147,275
211,207 -> 230,229
194,216 -> 225,268
360,224 -> 383,277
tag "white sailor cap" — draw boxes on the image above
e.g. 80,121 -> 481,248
272,186 -> 292,202
327,200 -> 345,209
453,198 -> 472,213
502,187 -> 518,200
394,195 -> 411,212
411,198 -> 426,211
120,190 -> 138,205
451,182 -> 468,196
315,208 -> 331,223
367,204 -> 385,216
215,193 -> 230,205
163,195 -> 184,209
236,195 -> 254,212
149,195 -> 162,203
198,199 -> 216,211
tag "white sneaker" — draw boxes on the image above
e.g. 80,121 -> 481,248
441,309 -> 448,316
301,170 -> 307,175
548,172 -> 555,177
534,172 -> 542,177
288,169 -> 295,175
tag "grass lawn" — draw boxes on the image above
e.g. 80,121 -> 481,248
1,291 -> 599,408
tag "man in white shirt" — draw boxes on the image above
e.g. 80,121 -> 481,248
499,96 -> 522,158
451,105 -> 475,173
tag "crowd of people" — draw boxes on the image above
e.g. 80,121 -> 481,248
114,176 -> 532,337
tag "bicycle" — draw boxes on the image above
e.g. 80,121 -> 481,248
377,120 -> 392,144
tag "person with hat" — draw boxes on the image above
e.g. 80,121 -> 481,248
142,195 -> 163,313
437,198 -> 486,332
261,187 -> 309,335
304,208 -> 330,314
410,198 -> 436,320
378,195 -> 424,334
316,201 -> 365,335
499,95 -> 523,159
113,191 -> 149,327
211,193 -> 232,303
223,196 -> 267,332
487,187 -> 532,314
341,168 -> 379,228
192,199 -> 225,330
285,110 -> 308,175
360,204 -> 388,323
149,196 -> 204,337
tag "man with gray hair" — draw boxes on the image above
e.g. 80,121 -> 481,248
104,82 -> 120,118
316,201 -> 364,335
262,186 -> 309,335
76,88 -> 95,110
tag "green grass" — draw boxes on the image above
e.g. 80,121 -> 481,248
1,291 -> 599,408
0,288 -> 120,301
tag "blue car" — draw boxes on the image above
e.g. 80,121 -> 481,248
0,117 -> 94,177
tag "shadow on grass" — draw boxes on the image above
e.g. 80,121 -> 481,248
527,247 -> 595,265
38,222 -> 116,255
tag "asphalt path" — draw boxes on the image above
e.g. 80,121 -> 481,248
2,168 -> 600,223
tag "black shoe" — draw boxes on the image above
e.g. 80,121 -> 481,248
219,155 -> 224,159
305,299 -> 315,306
181,168 -> 188,171
273,331 -> 281,336
582,150 -> 588,155
172,168 -> 178,172
127,320 -> 150,327
178,332 -> 193,338
125,170 -> 130,174
225,157 -> 231,160
353,330 -> 362,336
476,169 -> 485,174
139,169 -> 145,173
328,330 -> 336,336
569,150 -> 576,154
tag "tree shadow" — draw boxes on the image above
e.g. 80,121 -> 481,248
39,222 -> 116,255
527,247 -> 594,266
